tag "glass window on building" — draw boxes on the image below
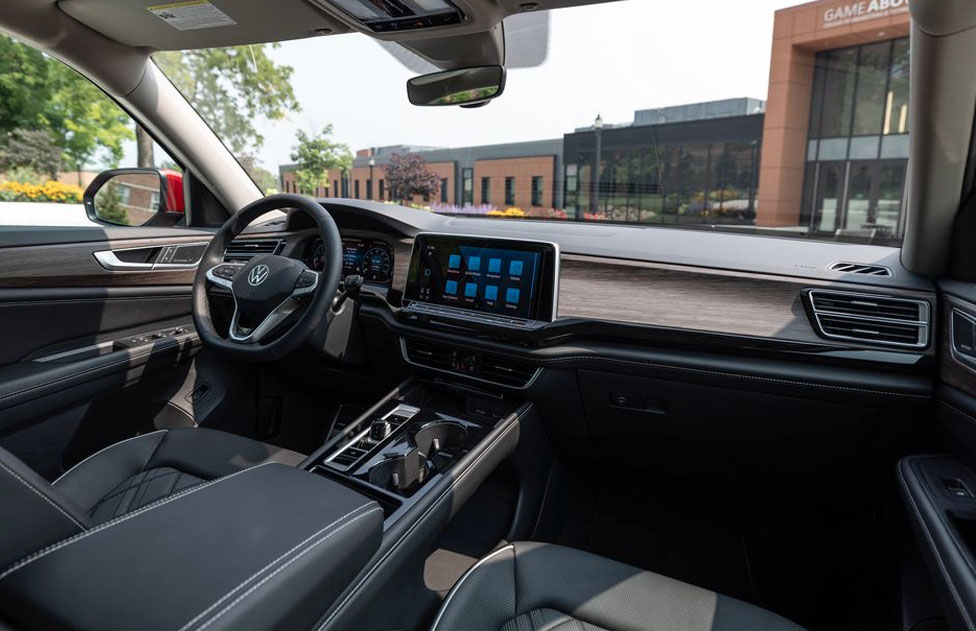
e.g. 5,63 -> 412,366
505,177 -> 515,206
531,176 -> 544,207
440,178 -> 448,203
564,164 -> 579,214
378,179 -> 384,200
462,168 -> 473,206
366,179 -> 372,200
354,180 -> 360,199
333,180 -> 339,197
481,177 -> 490,204
805,37 -> 909,240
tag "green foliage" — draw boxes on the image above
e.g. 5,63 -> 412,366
290,126 -> 352,195
0,35 -> 133,175
155,45 -> 300,156
238,153 -> 279,194
0,128 -> 61,178
93,180 -> 129,225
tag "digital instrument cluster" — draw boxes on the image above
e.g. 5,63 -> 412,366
306,238 -> 394,284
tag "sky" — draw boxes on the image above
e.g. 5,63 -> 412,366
153,0 -> 801,172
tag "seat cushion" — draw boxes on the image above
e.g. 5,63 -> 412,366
53,428 -> 304,524
430,542 -> 805,631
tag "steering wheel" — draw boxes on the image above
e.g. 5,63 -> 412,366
192,194 -> 342,361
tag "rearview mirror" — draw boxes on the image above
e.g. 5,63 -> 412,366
406,65 -> 506,107
84,168 -> 184,226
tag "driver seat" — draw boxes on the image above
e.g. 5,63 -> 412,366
0,427 -> 304,568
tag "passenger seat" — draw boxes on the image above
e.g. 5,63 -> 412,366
430,542 -> 805,631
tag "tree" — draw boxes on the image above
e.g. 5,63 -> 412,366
153,45 -> 300,166
289,126 -> 351,196
238,153 -> 279,194
0,128 -> 61,178
385,153 -> 439,203
0,35 -> 132,181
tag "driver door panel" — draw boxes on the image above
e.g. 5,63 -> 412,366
0,227 -> 213,479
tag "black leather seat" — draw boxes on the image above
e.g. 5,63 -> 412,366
430,542 -> 806,631
0,427 -> 304,568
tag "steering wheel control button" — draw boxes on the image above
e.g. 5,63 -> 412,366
296,271 -> 317,287
212,264 -> 242,279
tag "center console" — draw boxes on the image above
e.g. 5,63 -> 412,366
305,379 -> 525,526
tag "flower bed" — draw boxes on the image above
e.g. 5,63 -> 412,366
0,180 -> 84,204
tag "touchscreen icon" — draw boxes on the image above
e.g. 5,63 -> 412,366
484,285 -> 498,301
445,280 -> 458,295
448,254 -> 461,270
488,258 -> 502,274
468,256 -> 481,272
509,260 -> 523,276
506,288 -> 520,304
464,282 -> 478,298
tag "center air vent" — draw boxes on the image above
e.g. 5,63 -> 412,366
827,262 -> 892,276
806,289 -> 930,348
402,339 -> 540,388
223,239 -> 282,262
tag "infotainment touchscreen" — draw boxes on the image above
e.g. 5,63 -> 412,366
404,234 -> 558,323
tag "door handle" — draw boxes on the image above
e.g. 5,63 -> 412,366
93,242 -> 208,272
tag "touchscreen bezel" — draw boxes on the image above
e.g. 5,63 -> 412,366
403,232 -> 560,325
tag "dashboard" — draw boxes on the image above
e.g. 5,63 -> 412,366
305,237 -> 395,285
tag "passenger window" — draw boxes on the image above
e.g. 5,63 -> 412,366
0,35 -> 180,228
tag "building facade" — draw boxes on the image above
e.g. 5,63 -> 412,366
279,0 -> 913,241
758,0 -> 911,239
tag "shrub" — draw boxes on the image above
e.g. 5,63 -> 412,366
487,207 -> 526,218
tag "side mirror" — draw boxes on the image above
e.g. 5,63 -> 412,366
406,65 -> 506,107
84,168 -> 184,226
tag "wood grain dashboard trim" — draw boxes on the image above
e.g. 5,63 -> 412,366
556,253 -> 936,349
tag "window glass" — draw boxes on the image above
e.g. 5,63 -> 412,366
152,1 -> 911,245
0,35 -> 179,227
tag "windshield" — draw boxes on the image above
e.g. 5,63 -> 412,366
154,0 -> 910,246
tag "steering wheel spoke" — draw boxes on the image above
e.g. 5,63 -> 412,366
192,193 -> 343,361
205,263 -> 244,291
229,297 -> 301,344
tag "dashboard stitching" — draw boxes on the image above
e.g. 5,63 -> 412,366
541,355 -> 931,398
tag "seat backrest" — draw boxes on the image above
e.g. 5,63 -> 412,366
0,446 -> 90,568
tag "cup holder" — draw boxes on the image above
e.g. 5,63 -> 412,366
414,421 -> 467,457
367,422 -> 467,495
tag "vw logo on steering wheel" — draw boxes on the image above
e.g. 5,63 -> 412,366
247,264 -> 270,287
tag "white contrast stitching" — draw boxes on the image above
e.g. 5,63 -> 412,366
543,355 -> 930,398
177,502 -> 376,631
898,459 -> 976,631
52,430 -> 168,486
317,409 -> 525,630
193,507 -> 383,631
0,460 -> 85,530
429,544 -> 515,631
0,462 -> 275,582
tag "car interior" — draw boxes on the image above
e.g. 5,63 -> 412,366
3,0 -> 976,630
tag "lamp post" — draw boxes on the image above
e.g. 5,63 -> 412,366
368,156 -> 375,201
590,114 -> 604,215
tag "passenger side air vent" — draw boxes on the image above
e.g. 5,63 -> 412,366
402,339 -> 540,388
223,239 -> 282,261
827,262 -> 892,276
806,290 -> 930,348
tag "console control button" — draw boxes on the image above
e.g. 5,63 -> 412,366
369,420 -> 392,442
211,264 -> 242,280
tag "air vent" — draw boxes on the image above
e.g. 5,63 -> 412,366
402,339 -> 540,388
223,239 -> 282,262
481,354 -> 538,388
807,290 -> 930,348
827,262 -> 892,276
403,339 -> 454,370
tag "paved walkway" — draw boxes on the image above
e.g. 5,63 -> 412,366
0,202 -> 95,227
